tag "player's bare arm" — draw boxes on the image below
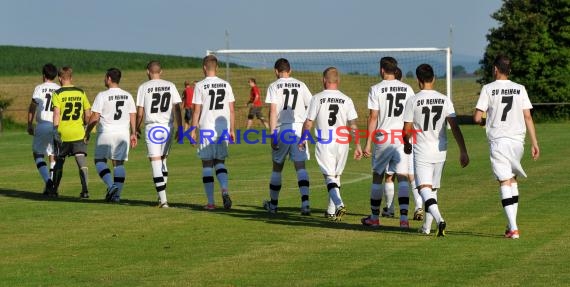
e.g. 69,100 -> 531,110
229,101 -> 236,142
27,100 -> 37,135
447,116 -> 469,168
173,103 -> 182,141
83,112 -> 101,143
349,119 -> 363,160
83,109 -> 92,127
523,109 -> 540,160
298,118 -> 313,150
473,109 -> 485,125
403,122 -> 414,154
190,103 -> 202,145
364,109 -> 379,158
269,103 -> 278,150
135,106 -> 144,138
129,112 -> 137,148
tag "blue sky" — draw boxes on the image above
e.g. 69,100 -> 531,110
2,0 -> 501,60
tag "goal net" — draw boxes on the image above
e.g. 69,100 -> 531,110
206,48 -> 451,128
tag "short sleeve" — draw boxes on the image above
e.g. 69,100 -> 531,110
475,86 -> 489,112
127,94 -> 137,113
367,87 -> 379,110
265,85 -> 276,104
192,85 -> 203,105
91,93 -> 104,114
521,86 -> 533,110
445,98 -> 456,118
403,95 -> 415,123
170,84 -> 182,105
226,85 -> 236,103
82,92 -> 91,110
136,86 -> 145,107
305,96 -> 318,121
347,98 -> 358,121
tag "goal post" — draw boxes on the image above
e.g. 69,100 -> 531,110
206,48 -> 452,128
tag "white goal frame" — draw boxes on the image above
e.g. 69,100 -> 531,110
207,47 -> 453,99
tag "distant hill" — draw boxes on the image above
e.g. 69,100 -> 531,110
454,53 -> 482,74
0,45 -> 203,76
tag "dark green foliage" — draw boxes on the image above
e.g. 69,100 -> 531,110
0,45 -> 203,75
479,0 -> 570,120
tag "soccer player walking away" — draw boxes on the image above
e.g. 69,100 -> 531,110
361,57 -> 415,228
190,55 -> 236,210
136,61 -> 183,208
27,63 -> 60,197
263,58 -> 313,215
300,67 -> 362,221
84,68 -> 137,203
369,67 -> 423,222
182,80 -> 196,131
51,67 -> 92,198
473,54 -> 539,239
403,64 -> 469,237
246,78 -> 269,129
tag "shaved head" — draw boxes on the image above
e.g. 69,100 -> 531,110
147,60 -> 162,74
323,67 -> 339,84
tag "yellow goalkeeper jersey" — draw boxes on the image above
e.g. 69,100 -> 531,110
52,86 -> 91,142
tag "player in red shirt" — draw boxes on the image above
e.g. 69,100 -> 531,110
182,80 -> 196,130
246,78 -> 269,129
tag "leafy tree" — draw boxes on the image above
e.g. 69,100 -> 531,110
406,71 -> 414,78
479,0 -> 570,119
453,65 -> 468,77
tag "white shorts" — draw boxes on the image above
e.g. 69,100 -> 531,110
414,160 -> 445,189
32,123 -> 54,155
94,132 -> 130,161
197,140 -> 229,160
372,143 -> 409,176
489,138 -> 526,181
145,124 -> 173,157
316,142 -> 349,176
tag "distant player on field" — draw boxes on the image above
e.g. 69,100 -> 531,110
182,80 -> 196,131
27,63 -> 60,196
263,58 -> 313,215
403,63 -> 469,237
246,78 -> 269,129
361,57 -> 415,228
84,68 -> 137,203
473,54 -> 539,239
52,67 -> 92,198
300,67 -> 362,221
190,55 -> 236,210
136,61 -> 183,208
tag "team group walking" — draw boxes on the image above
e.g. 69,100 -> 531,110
27,54 -> 539,238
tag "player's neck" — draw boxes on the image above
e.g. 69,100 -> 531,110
495,74 -> 509,80
383,75 -> 396,80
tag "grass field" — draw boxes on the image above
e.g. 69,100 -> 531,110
1,123 -> 569,286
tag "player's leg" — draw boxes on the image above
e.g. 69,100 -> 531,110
95,158 -> 114,190
214,158 -> 231,209
383,173 -> 395,217
150,156 -> 168,207
294,161 -> 311,215
33,153 -> 51,192
408,151 -> 423,219
265,160 -> 284,213
74,154 -> 89,199
416,160 -> 445,236
202,159 -> 216,209
246,110 -> 254,129
396,174 -> 410,228
490,140 -> 520,238
325,175 -> 346,221
362,172 -> 383,226
48,155 -> 56,180
511,177 -> 519,221
256,109 -> 269,129
110,160 -> 125,202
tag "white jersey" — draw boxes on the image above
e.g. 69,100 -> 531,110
31,82 -> 60,125
193,76 -> 235,138
403,90 -> 456,163
368,79 -> 414,142
306,90 -> 358,141
136,79 -> 182,125
265,77 -> 312,132
91,88 -> 136,134
476,80 -> 533,143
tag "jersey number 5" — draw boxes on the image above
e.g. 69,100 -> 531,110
114,101 -> 125,120
61,102 -> 82,121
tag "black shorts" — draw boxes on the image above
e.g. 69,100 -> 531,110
248,107 -> 264,120
184,109 -> 193,122
54,140 -> 88,157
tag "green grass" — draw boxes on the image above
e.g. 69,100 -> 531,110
0,123 -> 568,286
0,46 -> 203,76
